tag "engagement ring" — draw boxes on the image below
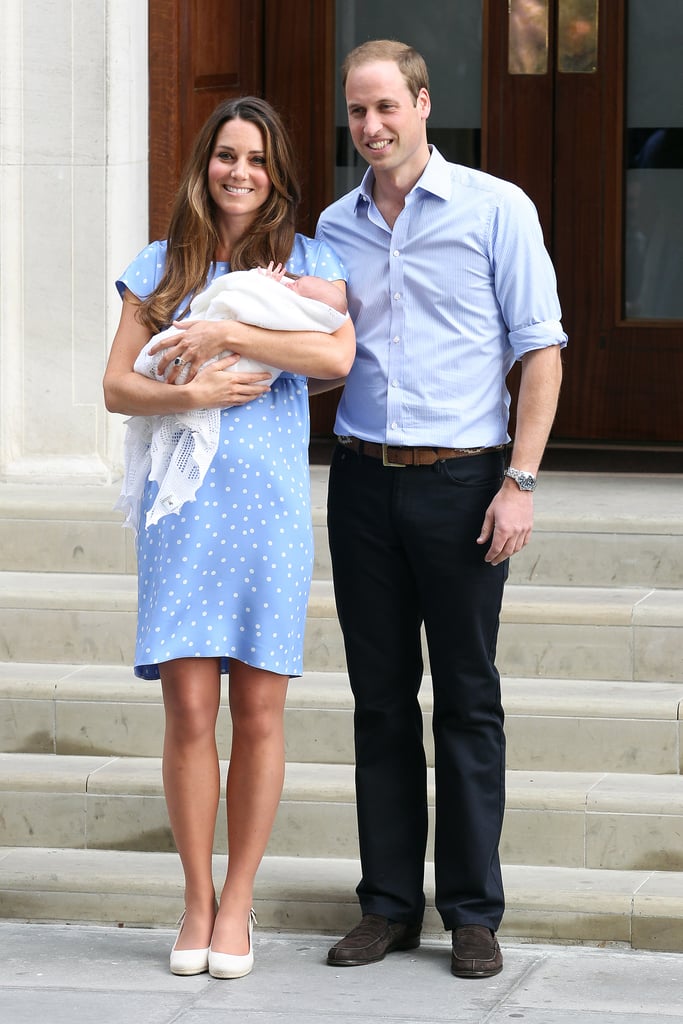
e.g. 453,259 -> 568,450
173,357 -> 186,367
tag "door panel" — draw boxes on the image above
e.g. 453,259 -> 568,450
551,18 -> 605,438
179,1 -> 263,142
263,0 -> 335,237
484,0 -> 554,232
486,0 -> 683,442
149,0 -> 264,241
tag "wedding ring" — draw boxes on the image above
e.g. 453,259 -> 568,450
173,356 -> 186,367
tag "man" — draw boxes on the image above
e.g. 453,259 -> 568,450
315,40 -> 566,979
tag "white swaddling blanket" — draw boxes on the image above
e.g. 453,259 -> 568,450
117,269 -> 347,532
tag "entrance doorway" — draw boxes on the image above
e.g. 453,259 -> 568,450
148,0 -> 683,445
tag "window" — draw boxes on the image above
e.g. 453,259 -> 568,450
624,0 -> 683,319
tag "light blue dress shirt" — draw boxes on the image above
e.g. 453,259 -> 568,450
316,147 -> 567,448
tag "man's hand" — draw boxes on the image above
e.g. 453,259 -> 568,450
476,343 -> 563,565
477,480 -> 534,565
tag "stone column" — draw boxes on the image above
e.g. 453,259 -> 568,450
0,0 -> 149,484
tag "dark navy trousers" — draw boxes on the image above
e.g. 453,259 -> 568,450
327,443 -> 508,930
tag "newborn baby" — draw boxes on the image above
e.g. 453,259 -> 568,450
118,265 -> 348,532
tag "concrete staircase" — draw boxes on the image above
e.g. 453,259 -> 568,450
1,468 -> 682,949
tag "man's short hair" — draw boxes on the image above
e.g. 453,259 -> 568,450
341,40 -> 430,103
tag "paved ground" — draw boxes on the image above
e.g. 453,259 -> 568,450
2,922 -> 683,1023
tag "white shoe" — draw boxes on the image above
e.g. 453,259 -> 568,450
169,912 -> 210,976
209,909 -> 257,979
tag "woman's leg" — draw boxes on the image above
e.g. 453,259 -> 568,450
160,658 -> 222,950
211,659 -> 289,954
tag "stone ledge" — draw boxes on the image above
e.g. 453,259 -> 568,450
4,663 -> 683,715
2,847 -> 683,949
2,472 -> 682,588
4,755 -> 683,870
7,753 -> 683,806
2,572 -> 681,629
3,668 -> 681,773
3,471 -> 682,534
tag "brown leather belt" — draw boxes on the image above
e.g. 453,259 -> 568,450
338,436 -> 507,467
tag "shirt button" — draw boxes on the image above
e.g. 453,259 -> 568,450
393,250 -> 400,257
393,292 -> 401,300
391,421 -> 398,429
393,336 -> 400,344
391,379 -> 399,387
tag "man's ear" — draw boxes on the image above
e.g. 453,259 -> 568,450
417,88 -> 431,120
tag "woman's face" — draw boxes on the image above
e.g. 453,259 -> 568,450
207,118 -> 273,230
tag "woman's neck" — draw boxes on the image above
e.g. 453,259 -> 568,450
214,230 -> 235,262
214,213 -> 254,263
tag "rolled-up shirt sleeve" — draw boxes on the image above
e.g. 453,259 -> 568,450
490,188 -> 568,360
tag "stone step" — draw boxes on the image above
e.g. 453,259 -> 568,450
3,752 -> 683,872
500,472 -> 683,590
2,663 -> 683,775
1,846 -> 681,951
1,571 -> 681,681
1,472 -> 682,587
2,469 -> 681,953
0,484 -> 330,583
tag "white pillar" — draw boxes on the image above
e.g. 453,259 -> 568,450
0,0 -> 149,484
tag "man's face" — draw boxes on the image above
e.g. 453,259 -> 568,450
345,60 -> 430,178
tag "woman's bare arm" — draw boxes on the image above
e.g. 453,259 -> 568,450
102,292 -> 272,416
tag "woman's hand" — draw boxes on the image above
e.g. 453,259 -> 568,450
103,295 -> 271,414
151,319 -> 243,381
187,356 -> 273,408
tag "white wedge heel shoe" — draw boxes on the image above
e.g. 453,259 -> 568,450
208,909 -> 257,979
169,912 -> 210,976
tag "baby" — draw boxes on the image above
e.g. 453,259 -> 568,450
134,264 -> 348,384
118,265 -> 348,532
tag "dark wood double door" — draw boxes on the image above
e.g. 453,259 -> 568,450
149,0 -> 682,445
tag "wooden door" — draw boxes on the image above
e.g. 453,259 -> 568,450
149,1 -> 683,445
485,0 -> 683,443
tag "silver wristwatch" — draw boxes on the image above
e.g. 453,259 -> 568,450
504,467 -> 537,491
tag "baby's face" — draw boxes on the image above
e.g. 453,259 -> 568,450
285,276 -> 317,299
284,274 -> 347,315
286,276 -> 339,304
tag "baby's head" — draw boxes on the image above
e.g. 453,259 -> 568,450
285,275 -> 348,316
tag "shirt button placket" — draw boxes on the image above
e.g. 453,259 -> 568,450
387,228 -> 406,441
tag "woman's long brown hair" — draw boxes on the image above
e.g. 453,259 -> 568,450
137,97 -> 301,333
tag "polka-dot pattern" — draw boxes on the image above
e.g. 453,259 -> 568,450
116,235 -> 347,680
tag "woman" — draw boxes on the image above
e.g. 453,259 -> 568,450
103,97 -> 354,979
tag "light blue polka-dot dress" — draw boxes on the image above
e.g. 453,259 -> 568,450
116,236 -> 347,679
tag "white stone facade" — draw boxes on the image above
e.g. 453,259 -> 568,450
0,1 -> 148,484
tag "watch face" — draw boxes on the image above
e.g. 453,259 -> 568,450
506,468 -> 536,490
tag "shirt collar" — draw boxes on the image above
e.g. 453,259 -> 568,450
353,145 -> 452,213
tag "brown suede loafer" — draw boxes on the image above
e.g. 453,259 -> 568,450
327,914 -> 422,967
451,925 -> 503,978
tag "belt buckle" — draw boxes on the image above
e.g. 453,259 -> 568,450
382,444 -> 406,468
